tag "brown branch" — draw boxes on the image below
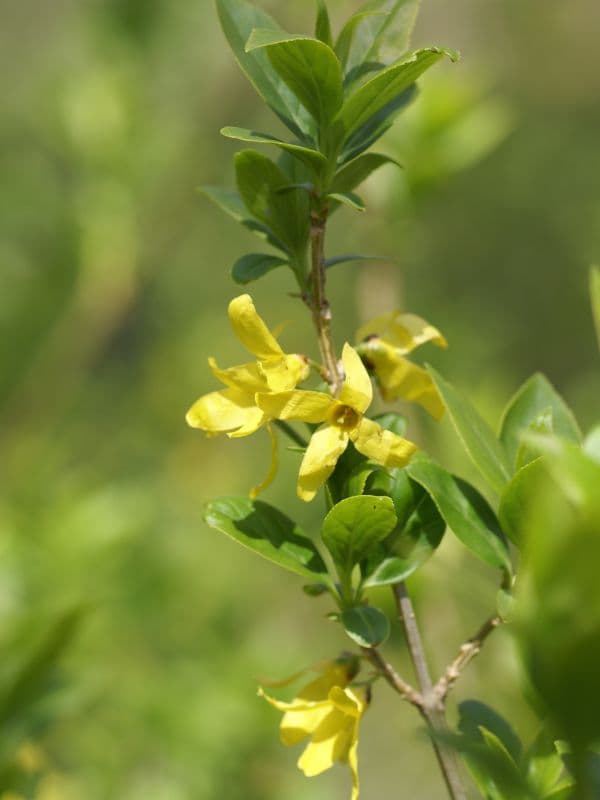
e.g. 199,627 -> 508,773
362,646 -> 423,709
393,583 -> 468,800
433,615 -> 503,703
309,209 -> 343,394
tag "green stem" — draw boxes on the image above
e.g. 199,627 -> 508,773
274,420 -> 308,448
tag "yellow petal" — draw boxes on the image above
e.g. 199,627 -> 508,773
338,344 -> 373,414
298,425 -> 349,502
365,342 -> 445,419
227,405 -> 266,438
186,388 -> 256,434
228,294 -> 283,359
329,686 -> 366,719
357,311 -> 447,355
348,736 -> 360,800
351,418 -> 417,468
249,425 -> 279,498
297,707 -> 349,776
281,704 -> 334,747
259,354 -> 309,393
209,356 -> 267,394
297,665 -> 352,702
256,390 -> 334,423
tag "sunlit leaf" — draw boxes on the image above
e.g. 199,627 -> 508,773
246,30 -> 344,126
321,495 -> 397,572
341,605 -> 390,647
221,127 -> 327,174
205,497 -> 328,580
429,366 -> 511,494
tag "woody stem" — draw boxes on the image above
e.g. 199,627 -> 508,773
309,207 -> 343,394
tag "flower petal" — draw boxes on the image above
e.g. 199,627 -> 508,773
259,354 -> 309,393
298,425 -> 349,502
256,390 -> 334,423
348,736 -> 360,800
228,294 -> 283,359
227,405 -> 266,438
249,425 -> 279,498
364,342 -> 445,419
338,344 -> 373,414
357,311 -> 447,355
186,388 -> 256,434
209,357 -> 267,394
351,418 -> 417,468
297,708 -> 349,776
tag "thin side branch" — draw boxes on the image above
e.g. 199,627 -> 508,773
362,646 -> 423,709
393,583 -> 468,800
433,615 -> 503,703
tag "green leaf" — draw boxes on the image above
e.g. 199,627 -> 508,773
372,411 -> 408,437
334,48 -> 457,146
235,149 -> 310,255
327,191 -> 366,212
216,0 -> 315,140
321,495 -> 397,573
584,425 -> 600,464
591,266 -> 600,351
363,469 -> 445,586
246,30 -> 344,126
231,253 -> 288,284
459,701 -> 523,762
204,496 -> 328,580
340,84 -> 418,163
498,457 -> 548,545
221,127 -> 327,174
314,0 -> 333,47
499,373 -> 582,471
200,186 -> 287,251
526,729 -> 567,799
324,253 -> 392,269
407,457 -> 511,573
429,366 -> 512,494
335,10 -> 388,70
341,0 -> 423,77
341,605 -> 390,647
514,407 -> 554,471
331,152 -> 401,195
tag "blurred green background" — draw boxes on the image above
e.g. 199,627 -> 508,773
1,0 -> 598,797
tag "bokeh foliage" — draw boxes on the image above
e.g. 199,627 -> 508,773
0,0 -> 599,797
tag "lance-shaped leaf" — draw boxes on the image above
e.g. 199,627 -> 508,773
327,191 -> 366,212
334,47 -> 457,146
321,495 -> 397,573
331,152 -> 401,196
499,373 -> 582,471
205,496 -> 328,580
235,149 -> 310,255
590,266 -> 600,351
337,0 -> 422,78
407,458 -> 512,573
246,30 -> 344,127
340,84 -> 417,163
498,457 -> 548,546
324,253 -> 392,269
429,366 -> 511,494
200,186 -> 288,252
231,253 -> 289,285
216,0 -> 315,140
341,605 -> 390,647
221,127 -> 327,174
314,0 -> 333,47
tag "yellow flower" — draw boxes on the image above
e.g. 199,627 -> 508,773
186,294 -> 309,495
259,660 -> 367,800
356,311 -> 448,419
257,344 -> 417,501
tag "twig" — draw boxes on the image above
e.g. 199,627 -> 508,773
393,583 -> 468,800
362,646 -> 423,709
309,209 -> 343,394
433,615 -> 502,703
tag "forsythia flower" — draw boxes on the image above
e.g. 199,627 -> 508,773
186,294 -> 309,495
356,311 -> 448,419
259,660 -> 368,800
257,343 -> 417,501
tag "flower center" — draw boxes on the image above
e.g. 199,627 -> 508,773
330,404 -> 360,431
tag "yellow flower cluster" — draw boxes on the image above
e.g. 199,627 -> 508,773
187,295 -> 446,501
259,660 -> 367,799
